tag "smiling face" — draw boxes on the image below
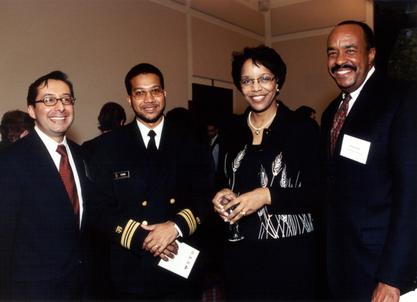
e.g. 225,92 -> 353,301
28,79 -> 74,143
127,73 -> 166,128
327,24 -> 376,93
240,59 -> 278,113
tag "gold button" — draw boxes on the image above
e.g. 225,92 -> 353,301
169,198 -> 175,204
142,220 -> 148,226
142,200 -> 148,207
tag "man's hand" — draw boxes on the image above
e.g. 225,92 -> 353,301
159,241 -> 178,261
371,282 -> 400,302
141,221 -> 178,258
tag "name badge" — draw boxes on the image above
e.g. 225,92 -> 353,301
340,134 -> 371,164
113,170 -> 130,180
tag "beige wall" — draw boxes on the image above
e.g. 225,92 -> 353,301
0,0 -> 369,142
273,35 -> 340,121
0,0 -> 188,143
192,17 -> 262,113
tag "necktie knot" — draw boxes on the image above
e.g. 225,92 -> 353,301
56,144 -> 68,157
342,92 -> 351,101
148,130 -> 156,138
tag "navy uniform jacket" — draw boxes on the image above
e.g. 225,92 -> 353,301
87,118 -> 212,297
0,130 -> 92,300
320,72 -> 417,299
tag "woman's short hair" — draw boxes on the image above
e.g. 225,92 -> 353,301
98,102 -> 126,132
232,45 -> 287,92
0,110 -> 34,144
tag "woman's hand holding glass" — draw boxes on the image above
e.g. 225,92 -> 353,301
212,187 -> 271,224
213,188 -> 236,222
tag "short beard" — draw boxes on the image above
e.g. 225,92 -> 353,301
136,112 -> 164,124
135,103 -> 165,124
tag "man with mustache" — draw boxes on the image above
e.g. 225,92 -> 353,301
321,20 -> 417,301
0,71 -> 94,299
87,63 -> 212,299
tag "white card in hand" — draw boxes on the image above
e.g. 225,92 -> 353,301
158,241 -> 199,279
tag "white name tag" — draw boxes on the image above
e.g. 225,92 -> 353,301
340,134 -> 371,164
158,241 -> 199,279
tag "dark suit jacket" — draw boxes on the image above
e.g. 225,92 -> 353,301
320,72 -> 417,299
87,118 -> 212,298
0,130 -> 92,300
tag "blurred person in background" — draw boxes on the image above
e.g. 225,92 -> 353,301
0,110 -> 34,150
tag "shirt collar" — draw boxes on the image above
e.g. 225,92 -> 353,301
34,125 -> 69,153
136,116 -> 164,148
349,66 -> 375,100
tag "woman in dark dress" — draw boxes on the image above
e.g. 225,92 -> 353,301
212,45 -> 320,300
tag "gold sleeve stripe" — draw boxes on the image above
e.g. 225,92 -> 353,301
120,219 -> 140,249
178,209 -> 197,235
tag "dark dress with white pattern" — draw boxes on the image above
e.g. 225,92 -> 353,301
220,102 -> 320,300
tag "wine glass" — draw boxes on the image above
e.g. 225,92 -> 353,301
221,196 -> 244,242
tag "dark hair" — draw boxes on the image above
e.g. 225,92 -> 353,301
124,63 -> 165,94
98,102 -> 127,132
0,110 -> 34,144
337,20 -> 375,50
232,45 -> 287,92
295,105 -> 316,118
27,70 -> 74,106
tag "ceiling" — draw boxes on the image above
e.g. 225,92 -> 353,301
171,0 -> 369,37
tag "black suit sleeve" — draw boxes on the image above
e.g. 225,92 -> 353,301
0,153 -> 19,298
376,84 -> 417,292
85,153 -> 149,255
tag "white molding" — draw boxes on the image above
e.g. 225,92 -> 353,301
271,27 -> 333,42
149,0 -> 264,41
148,0 -> 373,44
189,9 -> 264,40
270,0 -> 311,8
192,75 -> 233,85
149,0 -> 188,13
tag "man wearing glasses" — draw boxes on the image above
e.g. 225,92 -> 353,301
0,71 -> 93,299
87,63 -> 212,299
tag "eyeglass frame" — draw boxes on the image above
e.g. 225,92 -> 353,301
131,87 -> 165,100
240,74 -> 276,87
34,96 -> 76,106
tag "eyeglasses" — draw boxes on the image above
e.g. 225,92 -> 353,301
35,96 -> 76,106
132,87 -> 164,100
240,75 -> 275,87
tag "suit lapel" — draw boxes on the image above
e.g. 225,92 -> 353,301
327,73 -> 381,158
338,73 -> 381,142
27,132 -> 79,222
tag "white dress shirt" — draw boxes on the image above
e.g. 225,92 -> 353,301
136,117 -> 164,149
34,126 -> 84,226
345,66 -> 375,115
